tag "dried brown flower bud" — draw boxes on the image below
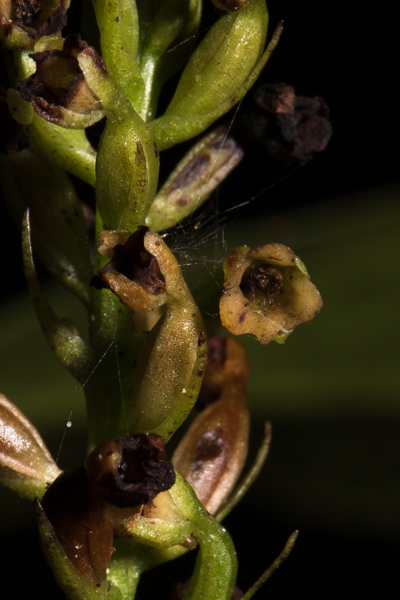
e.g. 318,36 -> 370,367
0,393 -> 61,499
237,83 -> 332,164
220,243 -> 322,344
0,0 -> 70,49
17,34 -> 105,128
85,434 -> 176,508
173,335 -> 249,515
92,226 -> 168,312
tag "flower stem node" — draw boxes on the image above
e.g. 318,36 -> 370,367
220,243 -> 322,344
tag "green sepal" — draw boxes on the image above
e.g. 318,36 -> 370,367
78,54 -> 160,231
1,148 -> 92,305
22,210 -> 90,385
150,1 -> 281,150
30,114 -> 97,186
36,498 -> 123,600
128,232 -> 207,441
91,0 -> 146,114
139,0 -> 201,121
117,489 -> 194,549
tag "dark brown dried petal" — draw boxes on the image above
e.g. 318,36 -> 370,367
236,83 -> 332,164
91,227 -> 167,311
85,434 -> 176,508
0,0 -> 70,49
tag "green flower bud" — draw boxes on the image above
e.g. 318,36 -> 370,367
92,227 -> 207,441
76,52 -> 160,231
17,34 -> 106,128
150,0 -> 282,149
173,335 -> 249,515
0,0 -> 70,50
146,125 -> 243,231
220,243 -> 323,344
0,394 -> 61,499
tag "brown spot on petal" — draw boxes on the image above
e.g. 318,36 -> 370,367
168,154 -> 211,193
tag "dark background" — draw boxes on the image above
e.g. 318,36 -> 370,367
1,1 -> 399,598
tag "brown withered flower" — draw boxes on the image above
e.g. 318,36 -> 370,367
17,33 -> 105,128
220,243 -> 322,344
0,0 -> 70,49
235,82 -> 332,164
39,433 -> 175,586
85,433 -> 176,509
173,334 -> 250,516
91,226 -> 168,312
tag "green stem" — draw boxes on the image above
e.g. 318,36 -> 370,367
85,211 -> 145,450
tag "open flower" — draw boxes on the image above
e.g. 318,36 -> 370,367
0,0 -> 70,49
220,243 -> 322,344
17,33 -> 105,128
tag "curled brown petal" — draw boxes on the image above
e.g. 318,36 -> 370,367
17,34 -> 105,128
